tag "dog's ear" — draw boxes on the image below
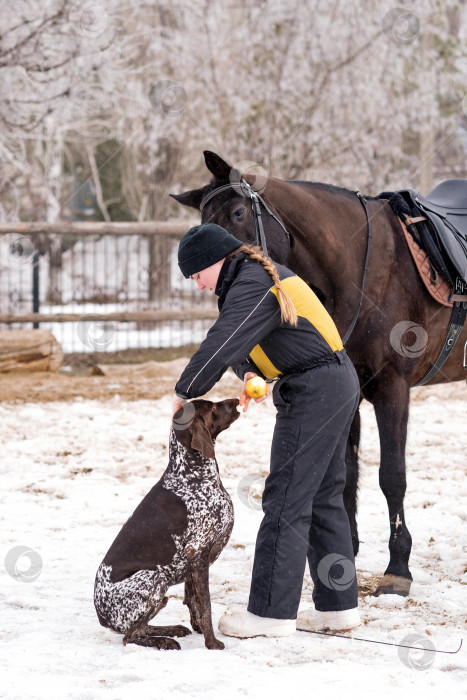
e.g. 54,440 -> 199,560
190,417 -> 215,459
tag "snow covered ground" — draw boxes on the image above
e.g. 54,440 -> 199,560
1,374 -> 466,700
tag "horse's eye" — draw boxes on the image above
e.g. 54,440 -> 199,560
233,208 -> 245,220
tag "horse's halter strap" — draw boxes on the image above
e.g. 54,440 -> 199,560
199,180 -> 290,258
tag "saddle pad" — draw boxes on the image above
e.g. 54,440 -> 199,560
398,217 -> 453,308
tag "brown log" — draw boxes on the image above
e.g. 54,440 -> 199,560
0,330 -> 63,373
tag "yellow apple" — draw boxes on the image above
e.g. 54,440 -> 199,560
245,376 -> 267,399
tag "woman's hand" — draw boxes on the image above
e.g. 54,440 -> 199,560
239,372 -> 268,413
172,394 -> 187,417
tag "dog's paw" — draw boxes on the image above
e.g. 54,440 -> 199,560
144,624 -> 191,638
155,637 -> 182,650
205,636 -> 225,650
170,624 -> 192,637
125,634 -> 182,650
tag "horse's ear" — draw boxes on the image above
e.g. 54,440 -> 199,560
204,151 -> 232,180
170,188 -> 205,210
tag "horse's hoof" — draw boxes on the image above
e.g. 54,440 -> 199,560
373,574 -> 412,597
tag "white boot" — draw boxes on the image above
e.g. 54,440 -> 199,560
296,607 -> 361,632
218,609 -> 296,639
226,603 -> 245,615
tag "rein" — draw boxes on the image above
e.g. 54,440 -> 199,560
199,180 -> 290,258
200,181 -> 371,345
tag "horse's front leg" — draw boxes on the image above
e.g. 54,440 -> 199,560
343,406 -> 361,558
372,374 -> 412,596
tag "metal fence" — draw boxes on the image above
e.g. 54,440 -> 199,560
0,221 -> 219,354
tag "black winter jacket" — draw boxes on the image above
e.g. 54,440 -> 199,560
175,253 -> 343,399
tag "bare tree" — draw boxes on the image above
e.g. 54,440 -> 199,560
1,0 -> 465,223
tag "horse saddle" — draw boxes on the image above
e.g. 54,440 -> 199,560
388,179 -> 467,298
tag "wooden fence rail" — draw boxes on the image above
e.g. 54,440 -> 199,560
0,220 -> 200,236
0,220 -> 215,351
0,309 -> 218,325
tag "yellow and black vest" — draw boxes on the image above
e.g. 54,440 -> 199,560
175,254 -> 344,399
248,273 -> 343,378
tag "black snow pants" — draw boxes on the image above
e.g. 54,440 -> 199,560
247,349 -> 360,619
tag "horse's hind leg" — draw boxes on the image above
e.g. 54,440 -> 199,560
344,406 -> 361,557
372,375 -> 413,596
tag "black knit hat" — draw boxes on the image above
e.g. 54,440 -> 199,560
178,223 -> 243,278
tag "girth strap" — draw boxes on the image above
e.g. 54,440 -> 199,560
342,192 -> 372,345
413,301 -> 467,386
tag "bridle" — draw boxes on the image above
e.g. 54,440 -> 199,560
199,179 -> 371,345
199,180 -> 290,258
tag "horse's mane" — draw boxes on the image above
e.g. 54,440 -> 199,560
286,179 -> 367,200
205,175 -> 373,201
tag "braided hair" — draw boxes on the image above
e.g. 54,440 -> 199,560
228,245 -> 298,326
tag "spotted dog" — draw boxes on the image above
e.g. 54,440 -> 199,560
94,398 -> 239,650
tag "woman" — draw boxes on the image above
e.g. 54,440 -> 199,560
173,222 -> 361,639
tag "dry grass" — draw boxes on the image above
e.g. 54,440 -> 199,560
0,347 -> 240,403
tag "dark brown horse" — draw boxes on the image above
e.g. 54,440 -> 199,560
171,151 -> 467,596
